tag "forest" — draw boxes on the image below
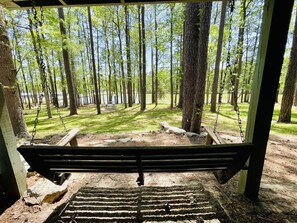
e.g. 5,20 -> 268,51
0,0 -> 296,138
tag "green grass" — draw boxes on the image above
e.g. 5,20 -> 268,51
24,103 -> 182,138
23,101 -> 297,138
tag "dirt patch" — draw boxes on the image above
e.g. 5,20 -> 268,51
0,131 -> 297,222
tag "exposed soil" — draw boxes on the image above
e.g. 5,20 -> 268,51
0,130 -> 297,222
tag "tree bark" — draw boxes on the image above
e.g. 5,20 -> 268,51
151,44 -> 155,104
88,7 -> 101,114
27,10 -> 52,118
58,57 -> 68,107
232,0 -> 247,111
190,2 -> 212,133
12,26 -> 31,110
51,50 -> 59,107
58,8 -> 77,115
294,81 -> 297,106
103,21 -> 113,103
177,25 -> 185,108
210,0 -> 227,112
278,10 -> 297,122
0,7 -> 29,137
141,5 -> 146,111
244,19 -> 260,103
125,6 -> 133,107
27,64 -> 38,106
154,5 -> 159,106
182,3 -> 201,131
116,7 -> 127,108
96,29 -> 102,105
111,24 -> 119,104
43,48 -> 57,107
170,5 -> 174,109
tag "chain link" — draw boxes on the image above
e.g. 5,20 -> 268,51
213,0 -> 244,142
30,0 -> 46,144
213,0 -> 234,134
30,1 -> 67,144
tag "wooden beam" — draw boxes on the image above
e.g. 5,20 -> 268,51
0,85 -> 26,200
239,0 -> 294,200
0,0 -> 219,10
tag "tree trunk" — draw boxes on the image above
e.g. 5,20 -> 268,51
210,0 -> 227,112
138,6 -> 143,106
58,57 -> 68,107
44,50 -> 57,106
182,3 -> 201,131
232,0 -> 247,111
96,29 -> 102,105
0,7 -> 29,137
70,55 -> 80,108
111,24 -> 119,104
51,50 -> 59,107
151,44 -> 155,104
82,19 -> 94,104
125,6 -> 133,107
13,26 -> 32,110
294,81 -> 297,106
27,10 -> 52,119
17,84 -> 24,110
177,26 -> 184,108
154,5 -> 159,106
116,7 -> 127,108
205,64 -> 211,104
88,7 -> 101,114
28,65 -> 38,106
103,21 -> 113,103
244,19 -> 260,103
170,5 -> 174,109
58,8 -> 77,115
278,10 -> 297,123
141,5 -> 146,111
190,2 -> 212,133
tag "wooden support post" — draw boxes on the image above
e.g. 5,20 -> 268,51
0,85 -> 26,200
239,0 -> 294,200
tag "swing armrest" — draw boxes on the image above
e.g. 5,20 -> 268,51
56,128 -> 80,146
204,126 -> 226,145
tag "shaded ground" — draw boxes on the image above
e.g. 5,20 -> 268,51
0,130 -> 297,222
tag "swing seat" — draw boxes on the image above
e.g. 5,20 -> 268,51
17,141 -> 253,186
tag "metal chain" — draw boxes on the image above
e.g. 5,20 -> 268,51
228,0 -> 244,143
30,2 -> 67,144
213,0 -> 234,134
30,1 -> 46,144
38,6 -> 67,133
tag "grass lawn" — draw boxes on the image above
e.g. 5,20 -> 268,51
23,101 -> 297,139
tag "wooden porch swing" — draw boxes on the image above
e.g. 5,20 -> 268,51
16,0 -> 254,187
2,0 -> 292,201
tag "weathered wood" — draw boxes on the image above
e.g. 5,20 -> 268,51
203,126 -> 249,184
56,128 -> 79,146
0,85 -> 26,199
204,126 -> 226,145
239,0 -> 294,200
18,143 -> 253,185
